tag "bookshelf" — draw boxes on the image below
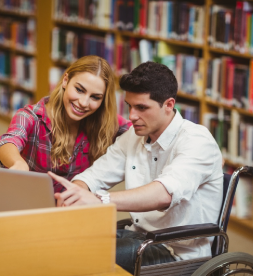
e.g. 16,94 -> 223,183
0,0 -> 51,120
0,0 -> 253,235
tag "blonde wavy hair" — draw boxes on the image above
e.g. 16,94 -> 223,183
48,55 -> 118,168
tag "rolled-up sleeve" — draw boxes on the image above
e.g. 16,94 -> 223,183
72,128 -> 131,192
154,129 -> 221,209
0,109 -> 35,152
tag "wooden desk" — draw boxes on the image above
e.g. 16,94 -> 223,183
91,265 -> 131,276
0,204 -> 130,276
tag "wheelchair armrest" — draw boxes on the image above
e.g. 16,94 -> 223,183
146,223 -> 220,242
117,218 -> 132,229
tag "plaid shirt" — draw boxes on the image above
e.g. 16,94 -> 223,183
0,97 -> 131,193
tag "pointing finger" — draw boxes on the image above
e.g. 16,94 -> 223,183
48,171 -> 74,190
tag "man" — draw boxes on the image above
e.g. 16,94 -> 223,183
49,61 -> 223,275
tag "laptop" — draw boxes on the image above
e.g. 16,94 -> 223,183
0,168 -> 56,212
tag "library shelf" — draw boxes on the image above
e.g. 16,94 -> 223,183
0,78 -> 35,94
12,84 -> 35,94
224,159 -> 245,169
208,46 -> 253,59
52,59 -> 71,68
54,19 -> 204,50
119,31 -> 204,49
0,44 -> 36,57
54,19 -> 114,33
0,113 -> 12,123
0,77 -> 11,86
177,91 -> 201,102
0,9 -> 36,18
205,98 -> 253,117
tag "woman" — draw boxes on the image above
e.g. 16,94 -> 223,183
0,55 -> 131,192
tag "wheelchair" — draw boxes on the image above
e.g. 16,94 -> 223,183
117,166 -> 253,276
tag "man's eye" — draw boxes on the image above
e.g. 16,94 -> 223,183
139,106 -> 146,110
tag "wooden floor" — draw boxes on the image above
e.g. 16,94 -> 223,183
227,226 -> 253,255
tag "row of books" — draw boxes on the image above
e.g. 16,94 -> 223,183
225,165 -> 252,219
209,2 -> 253,54
0,17 -> 36,52
0,0 -> 36,13
0,52 -> 36,90
174,103 -> 199,124
0,84 -> 9,114
204,109 -> 253,166
0,85 -> 33,116
205,57 -> 249,109
116,39 -> 204,96
51,28 -> 114,66
11,55 -> 36,90
51,28 -> 204,96
53,0 -> 205,44
0,51 -> 10,77
49,67 -> 65,92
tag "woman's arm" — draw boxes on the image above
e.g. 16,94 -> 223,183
0,143 -> 29,171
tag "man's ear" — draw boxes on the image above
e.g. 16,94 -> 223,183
62,73 -> 69,88
163,98 -> 175,112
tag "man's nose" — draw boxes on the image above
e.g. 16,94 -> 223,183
129,108 -> 139,121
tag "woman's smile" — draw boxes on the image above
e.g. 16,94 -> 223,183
71,102 -> 87,114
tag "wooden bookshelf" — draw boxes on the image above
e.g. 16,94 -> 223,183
0,0 -> 52,123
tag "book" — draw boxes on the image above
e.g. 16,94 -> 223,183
139,39 -> 152,63
0,85 -> 10,115
49,67 -> 65,93
234,1 -> 253,53
159,1 -> 168,38
115,0 -> 126,30
229,110 -> 240,163
147,1 -> 156,36
175,103 -> 199,123
125,0 -> 134,31
139,0 -> 148,35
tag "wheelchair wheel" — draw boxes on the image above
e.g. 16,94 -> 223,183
191,252 -> 253,276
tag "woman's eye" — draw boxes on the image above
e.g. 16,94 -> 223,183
76,87 -> 82,93
92,96 -> 101,100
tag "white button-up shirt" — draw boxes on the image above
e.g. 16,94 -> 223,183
72,110 -> 223,260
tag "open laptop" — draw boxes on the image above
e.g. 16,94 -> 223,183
0,168 -> 56,212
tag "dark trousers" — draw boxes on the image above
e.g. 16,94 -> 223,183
116,229 -> 175,275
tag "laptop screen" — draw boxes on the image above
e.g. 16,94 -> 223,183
0,168 -> 56,212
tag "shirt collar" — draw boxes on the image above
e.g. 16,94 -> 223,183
32,96 -> 52,130
143,109 -> 184,151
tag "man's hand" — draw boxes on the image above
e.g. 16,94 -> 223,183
48,171 -> 101,207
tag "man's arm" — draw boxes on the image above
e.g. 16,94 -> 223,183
49,172 -> 171,211
110,181 -> 171,212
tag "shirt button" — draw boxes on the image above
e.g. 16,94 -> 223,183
154,158 -> 157,161
135,219 -> 139,223
132,166 -> 136,169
